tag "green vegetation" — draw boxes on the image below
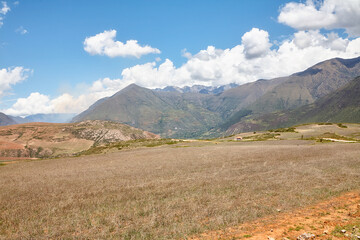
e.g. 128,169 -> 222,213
219,109 -> 252,130
331,222 -> 360,237
77,138 -> 180,156
318,132 -> 358,142
269,127 -> 296,133
318,122 -> 333,125
337,123 -> 348,128
243,133 -> 280,141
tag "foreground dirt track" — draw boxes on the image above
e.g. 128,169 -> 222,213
0,140 -> 359,239
193,191 -> 360,239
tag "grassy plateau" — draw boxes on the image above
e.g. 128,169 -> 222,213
0,136 -> 360,239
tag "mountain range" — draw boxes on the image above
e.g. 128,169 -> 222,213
72,56 -> 360,138
0,113 -> 76,126
1,56 -> 359,138
154,83 -> 239,94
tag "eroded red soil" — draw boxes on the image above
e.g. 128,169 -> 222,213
193,191 -> 360,240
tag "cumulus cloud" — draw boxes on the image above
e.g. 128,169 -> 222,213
3,91 -> 108,116
278,0 -> 360,36
4,92 -> 53,116
0,1 -> 10,27
87,28 -> 360,90
0,67 -> 31,97
83,29 -> 161,58
242,28 -> 272,59
293,30 -> 349,51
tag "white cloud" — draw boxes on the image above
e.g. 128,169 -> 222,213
294,30 -> 349,51
0,1 -> 9,14
0,1 -> 10,27
15,26 -> 28,35
3,92 -> 104,116
83,29 -> 160,58
278,0 -> 360,36
0,67 -> 31,97
241,28 -> 272,59
4,92 -> 53,116
99,28 -> 360,88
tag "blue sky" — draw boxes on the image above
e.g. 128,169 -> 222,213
0,0 -> 359,116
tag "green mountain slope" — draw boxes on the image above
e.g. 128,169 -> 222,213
226,76 -> 360,134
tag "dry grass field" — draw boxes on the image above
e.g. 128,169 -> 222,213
0,140 -> 360,239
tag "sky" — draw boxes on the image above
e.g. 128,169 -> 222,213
0,0 -> 359,116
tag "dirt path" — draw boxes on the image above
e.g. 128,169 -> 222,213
322,138 -> 358,143
192,191 -> 360,240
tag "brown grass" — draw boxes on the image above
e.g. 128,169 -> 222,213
0,140 -> 359,239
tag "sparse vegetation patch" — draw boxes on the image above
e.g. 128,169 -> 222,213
77,138 -> 180,156
337,123 -> 348,128
269,127 -> 297,133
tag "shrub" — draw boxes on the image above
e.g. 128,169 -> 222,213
337,123 -> 347,128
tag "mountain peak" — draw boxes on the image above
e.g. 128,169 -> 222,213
125,83 -> 141,89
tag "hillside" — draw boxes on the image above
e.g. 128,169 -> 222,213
0,120 -> 159,158
247,57 -> 360,113
0,112 -> 18,126
226,76 -> 360,134
73,56 -> 360,138
73,84 -> 223,138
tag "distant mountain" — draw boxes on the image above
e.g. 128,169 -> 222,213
154,83 -> 238,94
0,112 -> 18,126
7,113 -> 77,125
72,56 -> 360,138
24,113 -> 76,123
9,116 -> 28,124
226,76 -> 360,134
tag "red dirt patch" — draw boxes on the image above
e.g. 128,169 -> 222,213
0,140 -> 24,150
192,191 -> 360,240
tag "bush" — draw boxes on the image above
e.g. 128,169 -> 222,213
337,123 -> 348,128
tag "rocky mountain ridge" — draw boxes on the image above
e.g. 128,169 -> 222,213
72,56 -> 360,138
